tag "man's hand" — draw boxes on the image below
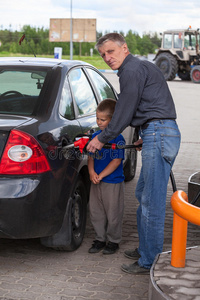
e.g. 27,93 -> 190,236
86,135 -> 104,153
134,138 -> 143,151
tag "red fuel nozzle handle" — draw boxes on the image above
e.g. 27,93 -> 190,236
64,137 -> 141,154
73,140 -> 126,154
74,140 -> 140,153
74,137 -> 90,153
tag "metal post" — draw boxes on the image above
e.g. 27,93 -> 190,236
170,190 -> 200,267
70,0 -> 73,60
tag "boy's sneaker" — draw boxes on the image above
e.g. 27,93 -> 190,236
103,242 -> 119,254
124,248 -> 141,260
88,240 -> 106,253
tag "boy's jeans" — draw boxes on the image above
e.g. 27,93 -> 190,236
135,120 -> 181,269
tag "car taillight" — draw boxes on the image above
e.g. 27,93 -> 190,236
0,129 -> 51,175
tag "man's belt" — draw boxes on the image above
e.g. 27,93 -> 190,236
141,118 -> 175,130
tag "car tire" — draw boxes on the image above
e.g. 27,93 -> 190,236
40,175 -> 87,251
123,130 -> 138,182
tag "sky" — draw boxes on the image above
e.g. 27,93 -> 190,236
1,0 -> 200,37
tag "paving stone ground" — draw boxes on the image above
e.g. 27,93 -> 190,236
0,141 -> 200,300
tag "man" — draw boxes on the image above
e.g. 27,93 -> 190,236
87,33 -> 181,274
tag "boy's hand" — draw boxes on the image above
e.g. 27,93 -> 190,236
87,135 -> 104,153
90,171 -> 100,184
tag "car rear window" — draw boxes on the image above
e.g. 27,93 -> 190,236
0,69 -> 47,115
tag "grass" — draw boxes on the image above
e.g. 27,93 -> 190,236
0,52 -> 110,69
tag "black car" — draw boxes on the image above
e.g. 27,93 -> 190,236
0,57 -> 138,250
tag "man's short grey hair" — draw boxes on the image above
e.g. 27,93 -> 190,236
95,33 -> 126,51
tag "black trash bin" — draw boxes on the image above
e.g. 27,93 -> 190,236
188,171 -> 200,206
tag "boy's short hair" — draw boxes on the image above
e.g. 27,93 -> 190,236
97,98 -> 116,118
95,33 -> 126,51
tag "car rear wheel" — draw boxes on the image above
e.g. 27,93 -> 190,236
67,176 -> 88,250
40,175 -> 87,251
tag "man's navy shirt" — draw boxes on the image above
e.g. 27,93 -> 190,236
98,54 -> 177,144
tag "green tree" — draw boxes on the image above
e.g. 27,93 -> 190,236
125,30 -> 140,54
138,36 -> 154,55
143,32 -> 161,48
0,26 -> 159,57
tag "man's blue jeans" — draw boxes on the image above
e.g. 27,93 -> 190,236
135,120 -> 181,269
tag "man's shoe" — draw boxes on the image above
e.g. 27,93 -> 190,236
124,248 -> 141,260
121,261 -> 150,275
88,240 -> 106,253
103,242 -> 119,254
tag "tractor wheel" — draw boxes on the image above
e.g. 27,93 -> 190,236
190,66 -> 200,83
155,52 -> 178,81
178,70 -> 191,81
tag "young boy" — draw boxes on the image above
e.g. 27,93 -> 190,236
88,98 -> 125,255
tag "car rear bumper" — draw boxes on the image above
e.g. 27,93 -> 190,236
0,173 -> 68,239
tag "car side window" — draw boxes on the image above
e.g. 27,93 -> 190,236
68,68 -> 97,116
86,68 -> 116,101
59,77 -> 75,120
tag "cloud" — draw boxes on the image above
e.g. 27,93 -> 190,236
0,0 -> 200,36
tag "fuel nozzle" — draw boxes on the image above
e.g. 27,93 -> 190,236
63,135 -> 91,154
73,129 -> 94,153
74,136 -> 90,153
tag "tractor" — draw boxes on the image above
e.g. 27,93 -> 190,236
154,27 -> 200,83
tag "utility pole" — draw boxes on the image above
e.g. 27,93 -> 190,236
70,0 -> 73,60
